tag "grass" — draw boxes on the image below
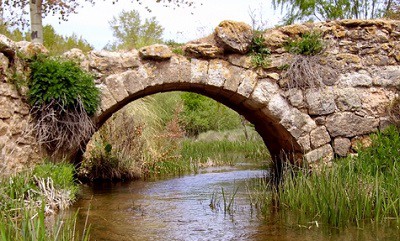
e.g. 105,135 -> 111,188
143,128 -> 270,178
253,126 -> 400,228
0,162 -> 89,240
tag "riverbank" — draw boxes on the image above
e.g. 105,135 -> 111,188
253,126 -> 400,228
0,162 -> 88,240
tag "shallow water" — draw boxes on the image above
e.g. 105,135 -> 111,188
67,166 -> 400,241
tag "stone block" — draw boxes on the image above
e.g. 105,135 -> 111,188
305,88 -> 336,115
333,137 -> 351,156
310,126 -> 331,148
326,112 -> 379,137
304,144 -> 334,163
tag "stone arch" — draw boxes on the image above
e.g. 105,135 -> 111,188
94,55 -> 315,163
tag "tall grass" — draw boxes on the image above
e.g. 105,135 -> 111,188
81,92 -> 268,180
0,162 -> 89,240
272,126 -> 400,227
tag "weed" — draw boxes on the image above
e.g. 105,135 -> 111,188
285,31 -> 324,56
249,34 -> 271,69
284,55 -> 338,90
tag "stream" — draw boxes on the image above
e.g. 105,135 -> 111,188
67,165 -> 400,241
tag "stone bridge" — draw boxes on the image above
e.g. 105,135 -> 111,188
0,19 -> 399,173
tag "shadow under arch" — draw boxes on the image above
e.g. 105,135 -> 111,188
94,82 -> 303,168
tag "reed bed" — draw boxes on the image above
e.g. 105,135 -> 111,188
0,162 -> 89,240
253,126 -> 400,228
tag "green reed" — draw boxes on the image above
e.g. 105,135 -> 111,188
274,126 -> 400,227
0,162 -> 89,241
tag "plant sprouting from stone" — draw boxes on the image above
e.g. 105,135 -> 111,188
250,32 -> 271,69
28,56 -> 100,156
285,31 -> 324,56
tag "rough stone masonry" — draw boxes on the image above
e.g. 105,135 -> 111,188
0,19 -> 399,174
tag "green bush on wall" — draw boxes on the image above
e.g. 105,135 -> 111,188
28,56 -> 100,115
285,31 -> 324,56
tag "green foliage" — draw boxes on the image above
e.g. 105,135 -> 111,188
274,126 -> 400,227
33,162 -> 78,198
0,24 -> 92,55
28,56 -> 99,115
249,34 -> 271,69
180,92 -> 242,136
0,162 -> 86,240
273,0 -> 392,24
43,25 -> 93,55
165,40 -> 184,55
107,9 -> 164,50
285,31 -> 324,56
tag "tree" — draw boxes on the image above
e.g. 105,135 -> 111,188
107,9 -> 164,50
273,0 -> 395,24
1,0 -> 195,44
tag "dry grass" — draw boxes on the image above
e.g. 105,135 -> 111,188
30,99 -> 96,157
284,55 -> 338,90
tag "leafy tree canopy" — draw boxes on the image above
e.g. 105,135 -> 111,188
273,0 -> 398,24
107,9 -> 164,50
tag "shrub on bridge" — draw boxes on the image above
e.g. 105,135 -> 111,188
283,31 -> 338,90
28,56 -> 100,156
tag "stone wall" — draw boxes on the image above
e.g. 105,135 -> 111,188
0,19 -> 399,174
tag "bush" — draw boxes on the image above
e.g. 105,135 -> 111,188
285,31 -> 324,56
28,56 -> 99,155
28,56 -> 99,116
180,92 -> 242,136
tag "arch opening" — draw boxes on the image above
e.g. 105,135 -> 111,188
95,82 -> 303,164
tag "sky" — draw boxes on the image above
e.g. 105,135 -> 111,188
43,0 -> 282,50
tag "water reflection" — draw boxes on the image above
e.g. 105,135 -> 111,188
68,167 -> 400,241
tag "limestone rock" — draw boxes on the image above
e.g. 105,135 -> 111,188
351,136 -> 372,151
371,66 -> 400,87
314,116 -> 326,125
310,126 -> 331,148
0,35 -> 16,61
297,134 -> 311,152
184,43 -> 223,58
89,50 -> 140,73
305,88 -> 336,115
16,41 -> 48,58
280,109 -> 317,139
304,144 -> 334,163
333,137 -> 351,156
280,24 -> 310,36
63,48 -> 89,70
251,78 -> 279,105
326,112 -> 379,137
214,20 -> 253,54
139,44 -> 172,60
227,54 -> 252,69
262,29 -> 288,49
287,88 -> 304,108
335,88 -> 361,111
339,70 -> 372,87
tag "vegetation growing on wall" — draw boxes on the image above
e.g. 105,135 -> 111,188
249,33 -> 271,69
28,56 -> 100,156
283,31 -> 338,89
